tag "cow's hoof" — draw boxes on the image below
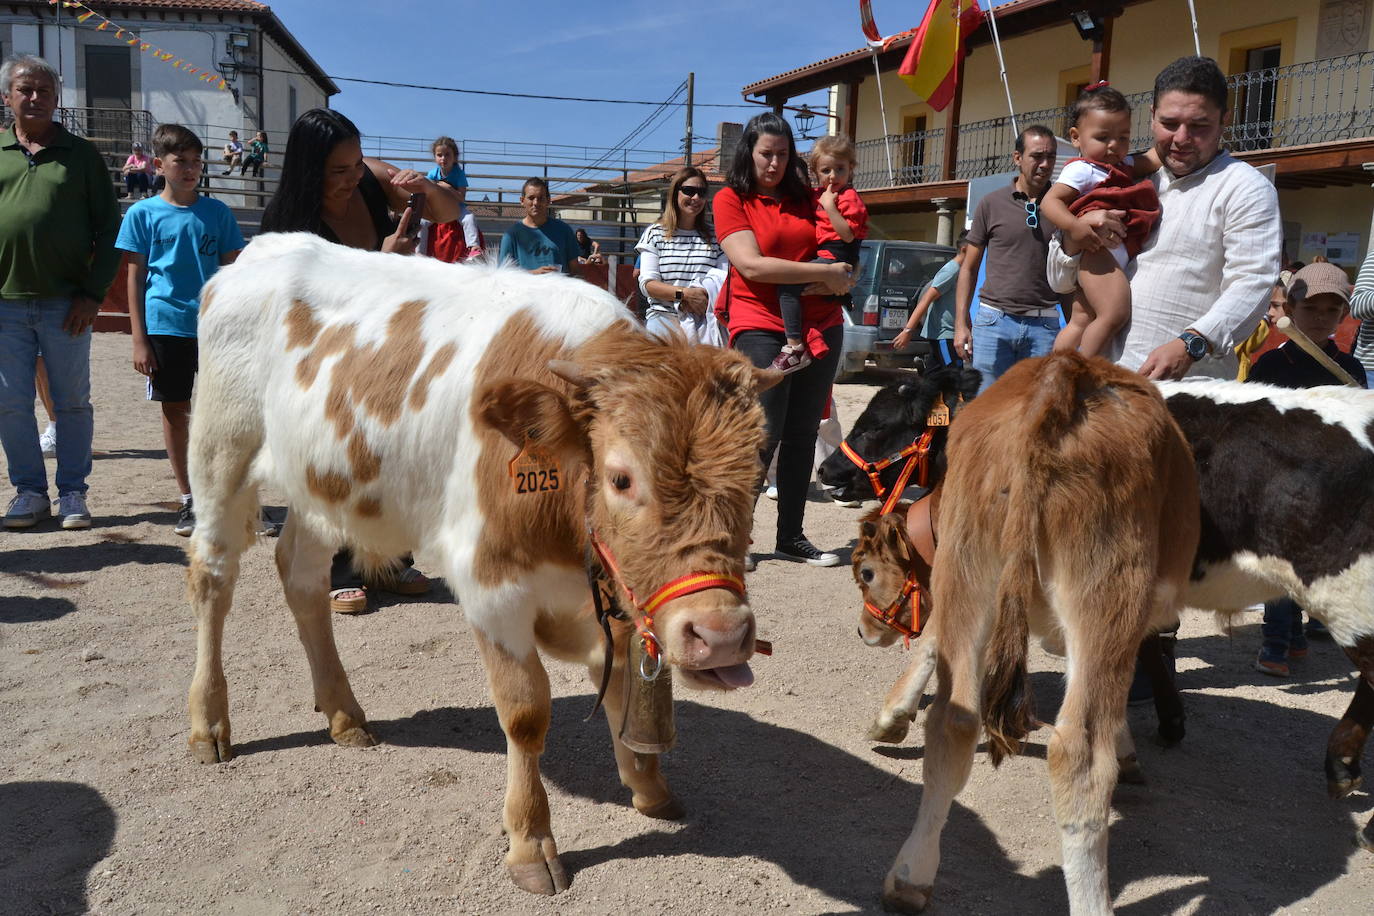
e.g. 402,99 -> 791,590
881,878 -> 932,913
1327,757 -> 1362,800
332,725 -> 377,748
1358,818 -> 1374,852
1156,716 -> 1185,747
188,735 -> 233,764
1117,754 -> 1146,785
635,794 -> 685,820
867,714 -> 913,744
507,856 -> 570,895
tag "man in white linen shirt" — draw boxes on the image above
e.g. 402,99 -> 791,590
1048,56 -> 1281,379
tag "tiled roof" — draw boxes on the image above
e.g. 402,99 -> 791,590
77,1 -> 269,11
741,0 -> 1059,96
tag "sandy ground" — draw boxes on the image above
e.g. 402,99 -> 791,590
3,332 -> 1374,916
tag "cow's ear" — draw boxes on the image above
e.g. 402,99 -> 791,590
476,378 -> 588,462
752,367 -> 785,393
878,512 -> 911,552
860,520 -> 878,539
548,359 -> 592,389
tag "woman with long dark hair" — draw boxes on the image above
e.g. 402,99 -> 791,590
262,109 -> 459,250
636,166 -> 727,341
263,108 -> 461,613
712,112 -> 853,567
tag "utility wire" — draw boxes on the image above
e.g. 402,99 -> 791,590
255,65 -> 763,109
561,81 -> 686,186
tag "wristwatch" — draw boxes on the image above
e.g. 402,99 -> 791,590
673,287 -> 684,302
1177,330 -> 1210,361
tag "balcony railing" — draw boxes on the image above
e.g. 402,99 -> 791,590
854,52 -> 1374,190
57,107 -> 154,162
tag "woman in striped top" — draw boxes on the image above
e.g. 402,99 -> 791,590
637,166 -> 728,342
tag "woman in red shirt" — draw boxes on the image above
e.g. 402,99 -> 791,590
714,113 -> 853,567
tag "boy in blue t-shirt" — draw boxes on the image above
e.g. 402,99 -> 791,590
116,123 -> 244,536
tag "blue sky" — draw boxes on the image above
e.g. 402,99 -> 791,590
265,0 -> 942,161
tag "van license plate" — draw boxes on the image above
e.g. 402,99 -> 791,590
881,309 -> 908,330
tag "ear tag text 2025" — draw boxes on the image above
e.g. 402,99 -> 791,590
509,436 -> 561,495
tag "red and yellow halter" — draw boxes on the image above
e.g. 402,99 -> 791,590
861,526 -> 927,647
589,534 -> 767,679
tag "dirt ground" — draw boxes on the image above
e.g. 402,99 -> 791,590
3,332 -> 1374,915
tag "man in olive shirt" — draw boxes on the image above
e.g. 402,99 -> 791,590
953,124 -> 1060,392
0,55 -> 119,529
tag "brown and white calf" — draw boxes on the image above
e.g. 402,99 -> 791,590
875,353 -> 1199,914
828,366 -> 1374,851
185,232 -> 777,895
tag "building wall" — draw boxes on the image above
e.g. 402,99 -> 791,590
870,210 -> 942,243
1278,184 -> 1374,268
261,35 -> 328,143
847,0 -> 1367,142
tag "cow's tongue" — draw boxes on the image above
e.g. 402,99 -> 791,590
709,662 -> 754,688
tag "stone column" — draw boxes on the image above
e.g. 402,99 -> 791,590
933,198 -> 958,247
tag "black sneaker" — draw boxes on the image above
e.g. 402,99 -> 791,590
174,499 -> 195,537
774,535 -> 840,567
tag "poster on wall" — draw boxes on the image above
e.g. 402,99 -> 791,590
1325,232 -> 1361,265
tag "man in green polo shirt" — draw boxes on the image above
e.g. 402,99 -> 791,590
0,55 -> 119,530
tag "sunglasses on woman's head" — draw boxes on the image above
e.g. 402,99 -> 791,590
678,185 -> 706,198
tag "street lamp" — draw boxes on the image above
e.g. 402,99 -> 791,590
795,105 -> 817,139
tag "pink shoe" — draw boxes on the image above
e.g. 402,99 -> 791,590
770,343 -> 812,375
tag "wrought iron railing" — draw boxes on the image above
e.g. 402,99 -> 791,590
854,127 -> 946,189
853,52 -> 1374,190
57,107 -> 154,162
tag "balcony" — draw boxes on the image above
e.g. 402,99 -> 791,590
57,106 -> 154,163
855,52 -> 1374,192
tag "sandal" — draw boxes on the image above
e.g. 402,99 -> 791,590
364,566 -> 431,597
330,586 -> 369,614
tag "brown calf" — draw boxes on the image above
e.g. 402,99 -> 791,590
879,352 -> 1199,914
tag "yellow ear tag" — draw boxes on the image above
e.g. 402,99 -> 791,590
926,396 -> 951,427
509,437 -> 562,495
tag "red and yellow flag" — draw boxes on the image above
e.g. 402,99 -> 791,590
898,0 -> 985,111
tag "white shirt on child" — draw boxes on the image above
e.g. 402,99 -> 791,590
1055,155 -> 1134,195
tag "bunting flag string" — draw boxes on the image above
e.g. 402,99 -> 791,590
48,0 -> 229,91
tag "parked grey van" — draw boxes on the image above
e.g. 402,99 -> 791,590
837,239 -> 955,379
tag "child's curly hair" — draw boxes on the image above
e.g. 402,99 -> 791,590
1069,84 -> 1131,129
809,134 -> 858,171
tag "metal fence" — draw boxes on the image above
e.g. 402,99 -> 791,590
853,53 -> 1374,189
57,107 -> 155,162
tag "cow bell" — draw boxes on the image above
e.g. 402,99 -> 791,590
618,636 -> 676,755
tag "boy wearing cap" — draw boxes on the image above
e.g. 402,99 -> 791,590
1248,261 -> 1366,676
1249,262 -> 1368,390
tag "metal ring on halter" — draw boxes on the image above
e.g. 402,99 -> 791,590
639,643 -> 664,681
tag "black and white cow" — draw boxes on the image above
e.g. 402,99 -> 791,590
821,372 -> 1374,847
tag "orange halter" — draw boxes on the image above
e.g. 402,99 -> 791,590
589,533 -> 765,680
840,428 -> 935,517
862,528 -> 927,648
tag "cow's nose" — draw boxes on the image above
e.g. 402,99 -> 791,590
679,615 -> 754,668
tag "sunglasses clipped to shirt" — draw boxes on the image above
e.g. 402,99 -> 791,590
678,185 -> 707,198
1023,199 -> 1039,229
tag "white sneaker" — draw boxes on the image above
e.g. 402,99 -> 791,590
764,485 -> 779,500
56,492 -> 91,530
3,491 -> 51,529
39,425 -> 56,457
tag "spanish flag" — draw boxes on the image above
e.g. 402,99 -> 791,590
898,0 -> 985,111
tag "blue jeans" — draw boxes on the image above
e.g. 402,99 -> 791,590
1260,597 -> 1307,662
0,297 -> 94,496
970,304 -> 1060,393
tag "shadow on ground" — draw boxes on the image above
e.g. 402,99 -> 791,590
0,781 -> 115,916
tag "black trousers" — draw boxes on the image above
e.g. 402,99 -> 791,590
733,324 -> 843,543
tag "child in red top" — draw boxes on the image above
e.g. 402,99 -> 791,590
773,134 -> 869,373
